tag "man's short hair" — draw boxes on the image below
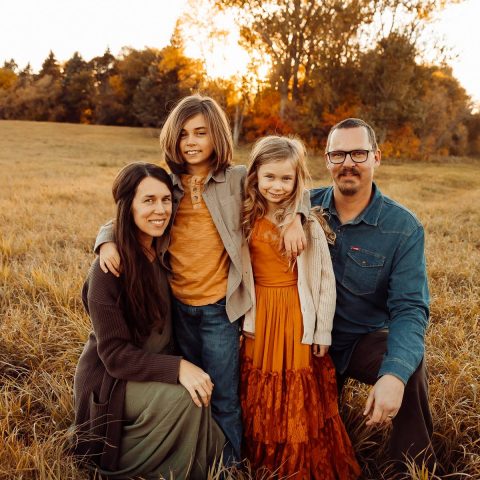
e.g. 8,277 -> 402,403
326,118 -> 378,152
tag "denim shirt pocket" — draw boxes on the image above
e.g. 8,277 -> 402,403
341,247 -> 385,295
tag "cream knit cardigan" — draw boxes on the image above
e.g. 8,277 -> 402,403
242,214 -> 337,346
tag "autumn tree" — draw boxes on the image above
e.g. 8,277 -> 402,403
0,51 -> 64,121
132,45 -> 205,127
414,66 -> 470,157
90,48 -> 116,89
465,112 -> 480,156
0,62 -> 18,119
38,51 -> 62,80
0,66 -> 17,91
2,75 -> 64,121
88,49 -> 119,124
61,52 -> 95,123
2,59 -> 18,73
105,48 -> 161,125
215,0 -> 378,119
18,63 -> 33,88
357,34 -> 422,140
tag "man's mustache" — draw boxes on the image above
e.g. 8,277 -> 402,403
338,167 -> 360,177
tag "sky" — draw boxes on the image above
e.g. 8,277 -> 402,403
0,0 -> 479,107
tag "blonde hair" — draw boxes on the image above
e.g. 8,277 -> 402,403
243,136 -> 310,240
159,94 -> 233,175
309,207 -> 336,245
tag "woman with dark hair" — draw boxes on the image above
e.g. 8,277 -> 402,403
73,162 -> 224,479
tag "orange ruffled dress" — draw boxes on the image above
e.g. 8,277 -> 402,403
241,218 -> 360,479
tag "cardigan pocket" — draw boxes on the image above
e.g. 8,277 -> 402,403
88,391 -> 109,449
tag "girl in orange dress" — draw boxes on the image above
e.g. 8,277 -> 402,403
241,136 -> 361,479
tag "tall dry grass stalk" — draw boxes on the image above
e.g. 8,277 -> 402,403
0,120 -> 479,479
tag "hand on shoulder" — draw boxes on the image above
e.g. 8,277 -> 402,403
99,241 -> 121,277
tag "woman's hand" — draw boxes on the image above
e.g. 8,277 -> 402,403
313,344 -> 329,357
99,242 -> 121,277
178,359 -> 214,407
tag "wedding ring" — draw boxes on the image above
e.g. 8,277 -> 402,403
387,414 -> 394,418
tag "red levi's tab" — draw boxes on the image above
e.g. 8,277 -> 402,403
351,246 -> 360,251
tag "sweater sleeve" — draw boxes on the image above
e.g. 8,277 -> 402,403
93,220 -> 115,254
311,220 -> 336,345
84,260 -> 181,383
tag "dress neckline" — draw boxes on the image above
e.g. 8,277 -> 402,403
260,216 -> 278,227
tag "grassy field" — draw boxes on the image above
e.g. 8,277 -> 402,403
0,120 -> 479,479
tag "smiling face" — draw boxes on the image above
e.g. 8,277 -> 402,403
178,113 -> 215,176
257,158 -> 296,212
325,126 -> 380,197
132,176 -> 173,248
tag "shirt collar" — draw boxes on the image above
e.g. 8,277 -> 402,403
171,168 -> 226,190
357,183 -> 383,226
324,182 -> 383,226
171,173 -> 182,189
206,168 -> 226,184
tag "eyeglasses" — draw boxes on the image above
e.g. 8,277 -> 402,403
326,150 -> 372,164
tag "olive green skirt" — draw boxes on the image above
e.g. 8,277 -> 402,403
96,380 -> 225,479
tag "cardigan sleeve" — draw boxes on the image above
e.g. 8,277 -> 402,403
84,260 -> 181,384
310,219 -> 336,345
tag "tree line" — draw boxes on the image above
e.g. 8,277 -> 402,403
1,0 -> 479,159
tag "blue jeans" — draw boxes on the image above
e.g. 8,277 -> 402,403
173,297 -> 242,463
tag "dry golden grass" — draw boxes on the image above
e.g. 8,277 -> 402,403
0,120 -> 479,479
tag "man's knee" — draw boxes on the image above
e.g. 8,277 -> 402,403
344,330 -> 388,385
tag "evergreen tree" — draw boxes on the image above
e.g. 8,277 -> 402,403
38,51 -> 62,80
61,52 -> 95,123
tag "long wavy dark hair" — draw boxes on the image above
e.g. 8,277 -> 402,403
112,162 -> 173,343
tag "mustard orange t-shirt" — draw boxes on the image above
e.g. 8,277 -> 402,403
168,174 -> 229,305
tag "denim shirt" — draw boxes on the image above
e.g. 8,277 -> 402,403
310,183 -> 429,384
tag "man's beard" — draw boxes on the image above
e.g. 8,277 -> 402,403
335,167 -> 360,196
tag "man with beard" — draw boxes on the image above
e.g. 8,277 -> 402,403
310,118 -> 436,474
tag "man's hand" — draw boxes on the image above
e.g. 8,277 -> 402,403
313,344 -> 329,357
364,374 -> 405,426
99,242 -> 121,277
282,214 -> 306,260
178,359 -> 214,407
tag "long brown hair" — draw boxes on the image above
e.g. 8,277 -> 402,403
112,162 -> 173,343
159,94 -> 233,175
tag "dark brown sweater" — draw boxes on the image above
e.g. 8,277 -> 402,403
73,258 -> 182,471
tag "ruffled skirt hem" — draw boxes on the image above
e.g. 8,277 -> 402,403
241,356 -> 360,479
